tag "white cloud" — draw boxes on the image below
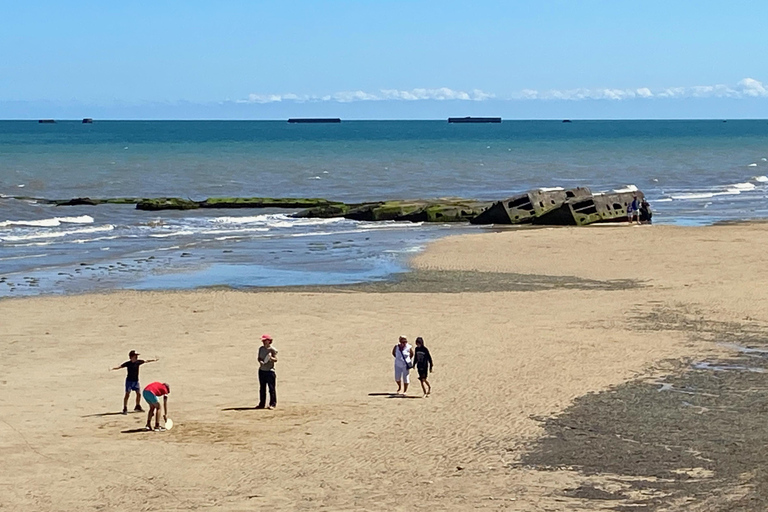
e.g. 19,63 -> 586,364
739,78 -> 768,97
636,88 -> 653,98
331,90 -> 380,102
239,79 -> 768,104
239,87 -> 494,103
516,78 -> 768,101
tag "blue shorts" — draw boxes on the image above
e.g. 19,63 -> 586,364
142,389 -> 160,405
125,380 -> 140,393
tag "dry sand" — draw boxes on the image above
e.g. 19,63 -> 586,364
1,223 -> 767,511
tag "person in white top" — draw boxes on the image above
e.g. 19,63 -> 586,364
392,335 -> 415,395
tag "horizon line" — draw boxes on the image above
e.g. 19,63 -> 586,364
2,117 -> 767,122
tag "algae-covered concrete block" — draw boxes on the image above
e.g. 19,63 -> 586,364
199,197 -> 334,209
294,203 -> 350,218
136,198 -> 200,211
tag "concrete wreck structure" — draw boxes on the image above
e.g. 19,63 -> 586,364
20,186 -> 646,227
533,188 -> 644,226
470,187 -> 591,225
470,187 -> 644,227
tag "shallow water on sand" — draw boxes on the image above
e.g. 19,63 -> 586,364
2,120 -> 768,296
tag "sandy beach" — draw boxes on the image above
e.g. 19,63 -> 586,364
3,223 -> 768,511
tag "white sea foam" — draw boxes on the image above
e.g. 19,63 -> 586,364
284,231 -> 336,238
383,246 -> 425,254
0,253 -> 48,262
71,235 -> 121,244
0,215 -> 94,228
358,221 -> 424,229
669,192 -> 716,200
763,158 -> 768,162
0,225 -> 114,242
149,230 -> 196,238
267,216 -> 349,228
204,227 -> 270,235
277,226 -> 421,239
538,187 -> 564,192
212,215 -> 270,224
8,241 -> 55,247
727,182 -> 756,191
612,184 -> 639,193
748,163 -> 758,167
209,214 -> 347,229
665,177 -> 766,201
669,188 -> 744,200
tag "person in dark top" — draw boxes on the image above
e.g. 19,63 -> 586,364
627,195 -> 640,224
111,350 -> 158,414
639,199 -> 653,224
413,337 -> 434,397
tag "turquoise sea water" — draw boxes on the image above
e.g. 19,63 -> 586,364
1,120 -> 767,296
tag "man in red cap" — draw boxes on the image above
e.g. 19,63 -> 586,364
257,334 -> 278,409
111,350 -> 158,414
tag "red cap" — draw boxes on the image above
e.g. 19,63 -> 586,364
261,334 -> 273,341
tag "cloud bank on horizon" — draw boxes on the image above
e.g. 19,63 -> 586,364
241,78 -> 767,104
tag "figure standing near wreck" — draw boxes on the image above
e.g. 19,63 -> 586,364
627,195 -> 640,224
392,336 -> 414,395
639,199 -> 653,224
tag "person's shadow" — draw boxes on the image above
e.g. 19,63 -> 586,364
222,406 -> 263,411
121,428 -> 152,434
81,411 -> 131,418
368,393 -> 420,399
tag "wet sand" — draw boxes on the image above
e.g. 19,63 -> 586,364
2,223 -> 768,510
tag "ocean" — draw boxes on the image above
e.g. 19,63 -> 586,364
1,120 -> 767,297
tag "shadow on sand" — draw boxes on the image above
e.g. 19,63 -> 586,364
368,392 -> 421,399
82,411 -> 131,418
222,406 -> 263,411
121,428 -> 152,434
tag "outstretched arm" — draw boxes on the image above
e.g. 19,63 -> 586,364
145,358 -> 159,363
110,366 -> 122,371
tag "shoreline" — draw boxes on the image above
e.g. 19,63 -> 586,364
2,223 -> 768,509
1,219 -> 764,302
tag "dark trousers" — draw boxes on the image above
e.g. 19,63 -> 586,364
258,370 -> 277,407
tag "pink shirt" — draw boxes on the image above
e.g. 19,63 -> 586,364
144,382 -> 169,396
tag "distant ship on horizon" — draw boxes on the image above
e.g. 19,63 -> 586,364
447,117 -> 501,124
288,118 -> 341,124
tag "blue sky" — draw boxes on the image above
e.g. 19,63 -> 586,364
2,0 -> 767,119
